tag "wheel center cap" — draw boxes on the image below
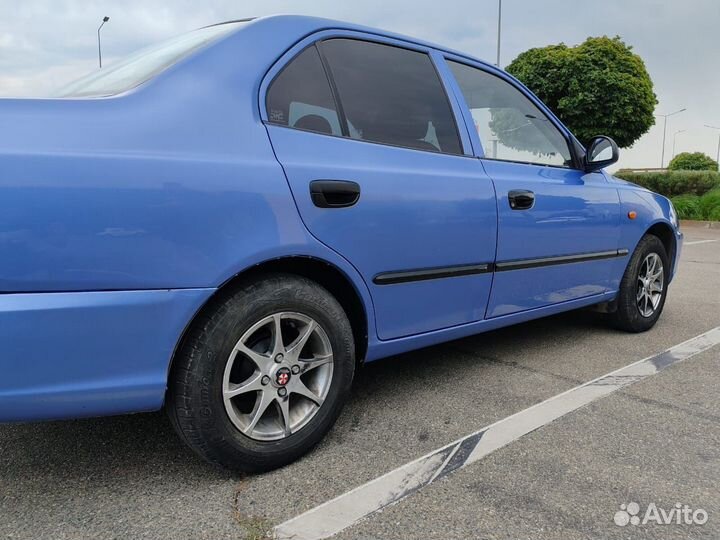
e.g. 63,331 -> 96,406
273,367 -> 291,387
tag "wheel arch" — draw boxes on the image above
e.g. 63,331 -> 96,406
166,256 -> 370,393
645,220 -> 677,274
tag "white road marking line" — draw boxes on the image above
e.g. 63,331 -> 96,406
684,239 -> 718,246
275,327 -> 720,540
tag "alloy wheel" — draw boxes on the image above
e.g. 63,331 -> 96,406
222,312 -> 334,441
636,253 -> 664,318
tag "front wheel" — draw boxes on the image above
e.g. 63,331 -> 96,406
609,234 -> 669,332
166,274 -> 355,473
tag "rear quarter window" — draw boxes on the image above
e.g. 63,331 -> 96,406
266,45 -> 342,136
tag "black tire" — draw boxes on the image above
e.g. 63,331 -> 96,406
166,273 -> 355,473
610,234 -> 670,332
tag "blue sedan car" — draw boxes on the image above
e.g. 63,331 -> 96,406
0,16 -> 682,472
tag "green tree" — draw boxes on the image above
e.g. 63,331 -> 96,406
504,36 -> 657,149
668,152 -> 718,171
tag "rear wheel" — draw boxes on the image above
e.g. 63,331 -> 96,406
609,234 -> 669,332
166,274 -> 355,473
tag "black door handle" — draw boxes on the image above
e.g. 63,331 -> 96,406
508,189 -> 535,210
310,180 -> 361,208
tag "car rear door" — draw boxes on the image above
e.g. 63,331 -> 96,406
445,59 -> 624,318
262,36 -> 497,340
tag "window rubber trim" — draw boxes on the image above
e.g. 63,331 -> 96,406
315,41 -> 350,138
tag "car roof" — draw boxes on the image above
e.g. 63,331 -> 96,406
228,14 -> 494,69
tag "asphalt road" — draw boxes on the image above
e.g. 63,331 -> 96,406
1,226 -> 718,540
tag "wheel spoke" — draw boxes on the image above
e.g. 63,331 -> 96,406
292,379 -> 324,406
300,353 -> 333,374
242,390 -> 274,435
224,373 -> 264,399
234,343 -> 273,371
650,280 -> 663,293
277,397 -> 292,436
637,286 -> 644,301
286,320 -> 316,360
270,314 -> 285,357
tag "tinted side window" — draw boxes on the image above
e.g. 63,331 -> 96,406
321,39 -> 462,154
447,60 -> 573,167
266,46 -> 341,136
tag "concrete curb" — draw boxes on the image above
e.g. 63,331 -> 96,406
680,220 -> 720,229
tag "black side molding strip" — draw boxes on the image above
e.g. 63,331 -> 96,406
373,263 -> 491,285
495,249 -> 628,272
373,249 -> 629,285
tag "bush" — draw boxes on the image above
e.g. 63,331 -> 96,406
707,205 -> 720,221
670,194 -> 702,220
699,189 -> 720,220
670,190 -> 720,221
668,152 -> 718,171
614,170 -> 720,197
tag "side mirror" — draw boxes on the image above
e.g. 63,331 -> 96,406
584,136 -> 619,172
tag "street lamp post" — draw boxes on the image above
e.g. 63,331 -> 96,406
97,16 -> 110,68
656,108 -> 686,168
671,129 -> 686,160
705,125 -> 720,172
495,0 -> 502,67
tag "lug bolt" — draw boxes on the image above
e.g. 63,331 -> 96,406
277,387 -> 287,397
261,375 -> 270,386
291,365 -> 300,375
275,353 -> 284,363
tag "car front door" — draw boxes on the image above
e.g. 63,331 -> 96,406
445,59 -> 623,318
263,37 -> 497,340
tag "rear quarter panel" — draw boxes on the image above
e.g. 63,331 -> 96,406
0,48 -> 299,292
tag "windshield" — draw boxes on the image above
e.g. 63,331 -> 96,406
57,21 -> 248,98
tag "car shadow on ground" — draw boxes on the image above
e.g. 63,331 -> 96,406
0,309 -> 610,481
0,408 -> 231,483
354,308 -> 611,390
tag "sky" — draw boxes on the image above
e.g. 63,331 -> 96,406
0,0 -> 718,171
